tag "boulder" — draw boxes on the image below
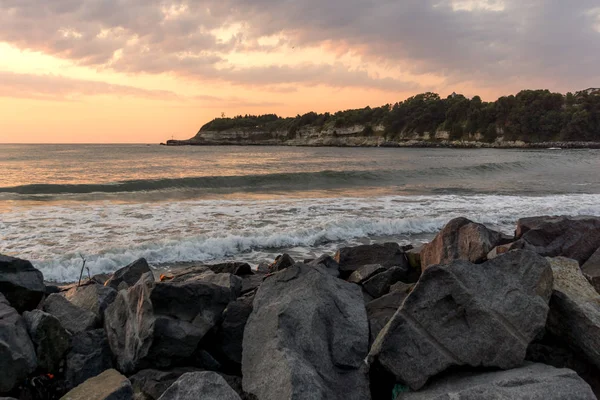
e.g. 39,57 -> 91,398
130,368 -> 200,400
368,250 -> 553,390
60,369 -> 133,400
242,264 -> 370,400
269,253 -> 295,272
256,262 -> 270,274
366,291 -> 409,346
545,257 -> 600,369
347,264 -> 387,285
421,217 -> 512,270
405,246 -> 422,270
42,293 -> 97,334
582,246 -> 600,294
64,284 -> 117,322
335,242 -> 410,279
395,363 -> 596,400
158,372 -> 241,400
362,266 -> 408,299
105,258 -> 152,290
240,274 -> 264,295
146,279 -> 232,367
23,309 -> 70,373
0,294 -> 37,393
0,254 -> 45,313
389,281 -> 414,295
216,294 -> 254,368
306,255 -> 340,277
199,274 -> 242,300
515,215 -> 600,264
486,242 -> 516,260
206,262 -> 253,277
65,329 -> 113,390
104,273 -> 155,374
167,266 -> 211,282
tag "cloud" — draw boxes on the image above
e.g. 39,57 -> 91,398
0,0 -> 599,94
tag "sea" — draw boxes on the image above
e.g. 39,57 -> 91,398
1,144 -> 599,282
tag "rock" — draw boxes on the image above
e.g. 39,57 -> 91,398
306,255 -> 340,277
269,253 -> 295,272
105,258 -> 152,290
405,246 -> 422,270
335,242 -> 410,279
23,309 -> 70,373
362,266 -> 407,299
395,363 -> 596,400
199,274 -> 242,300
60,369 -> 133,400
206,262 -> 253,277
130,368 -> 200,400
515,215 -> 600,264
104,273 -> 155,374
240,274 -> 264,295
65,329 -> 113,390
486,242 -> 516,260
420,217 -> 512,270
0,293 -> 37,393
158,371 -> 241,400
64,284 -> 117,322
545,257 -> 600,369
368,250 -> 553,390
42,293 -> 97,334
146,279 -> 232,367
389,281 -> 414,294
242,264 -> 370,400
256,262 -> 270,274
215,294 -> 254,368
168,266 -> 211,282
192,349 -> 222,371
582,246 -> 600,294
0,254 -> 45,313
366,291 -> 409,346
347,264 -> 387,284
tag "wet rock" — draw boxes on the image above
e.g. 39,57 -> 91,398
269,254 -> 295,272
362,266 -> 407,299
64,284 -> 117,322
347,264 -> 387,285
368,250 -> 553,390
421,217 -> 512,270
23,309 -> 70,373
42,293 -> 97,334
130,368 -> 200,400
104,273 -> 155,374
242,264 -> 370,400
366,291 -> 409,346
396,363 -> 596,400
545,257 -> 600,370
0,254 -> 45,313
306,255 -> 340,277
0,294 -> 37,393
335,242 -> 409,279
60,369 -> 133,400
105,258 -> 152,290
65,329 -> 113,390
158,371 -> 241,400
206,262 -> 253,277
582,247 -> 600,294
515,215 -> 600,264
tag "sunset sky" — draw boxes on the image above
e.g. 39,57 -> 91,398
0,0 -> 599,143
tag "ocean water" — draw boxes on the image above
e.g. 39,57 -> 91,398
1,144 -> 599,282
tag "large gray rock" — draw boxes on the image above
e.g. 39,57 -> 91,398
104,273 -> 155,374
335,242 -> 410,279
146,279 -> 232,368
130,368 -> 201,400
421,217 -> 511,270
362,266 -> 407,299
65,329 -> 113,390
216,294 -> 254,368
42,293 -> 97,334
515,215 -> 600,265
60,369 -> 133,400
366,291 -> 409,346
0,254 -> 45,313
306,255 -> 340,277
158,372 -> 241,400
65,284 -> 117,322
347,264 -> 387,284
368,250 -> 553,390
0,293 -> 37,393
242,264 -> 370,400
206,262 -> 253,276
23,309 -> 70,373
105,258 -> 152,290
269,253 -> 295,272
240,273 -> 264,295
546,257 -> 600,370
396,363 -> 596,400
582,246 -> 600,294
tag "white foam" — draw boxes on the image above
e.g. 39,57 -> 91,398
2,194 -> 600,282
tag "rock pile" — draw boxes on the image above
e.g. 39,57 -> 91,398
0,215 -> 599,400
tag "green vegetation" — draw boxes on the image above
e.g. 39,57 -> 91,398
199,89 -> 600,142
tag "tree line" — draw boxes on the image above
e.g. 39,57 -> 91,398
199,89 -> 600,142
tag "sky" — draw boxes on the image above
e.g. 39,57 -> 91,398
0,1 -> 599,143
